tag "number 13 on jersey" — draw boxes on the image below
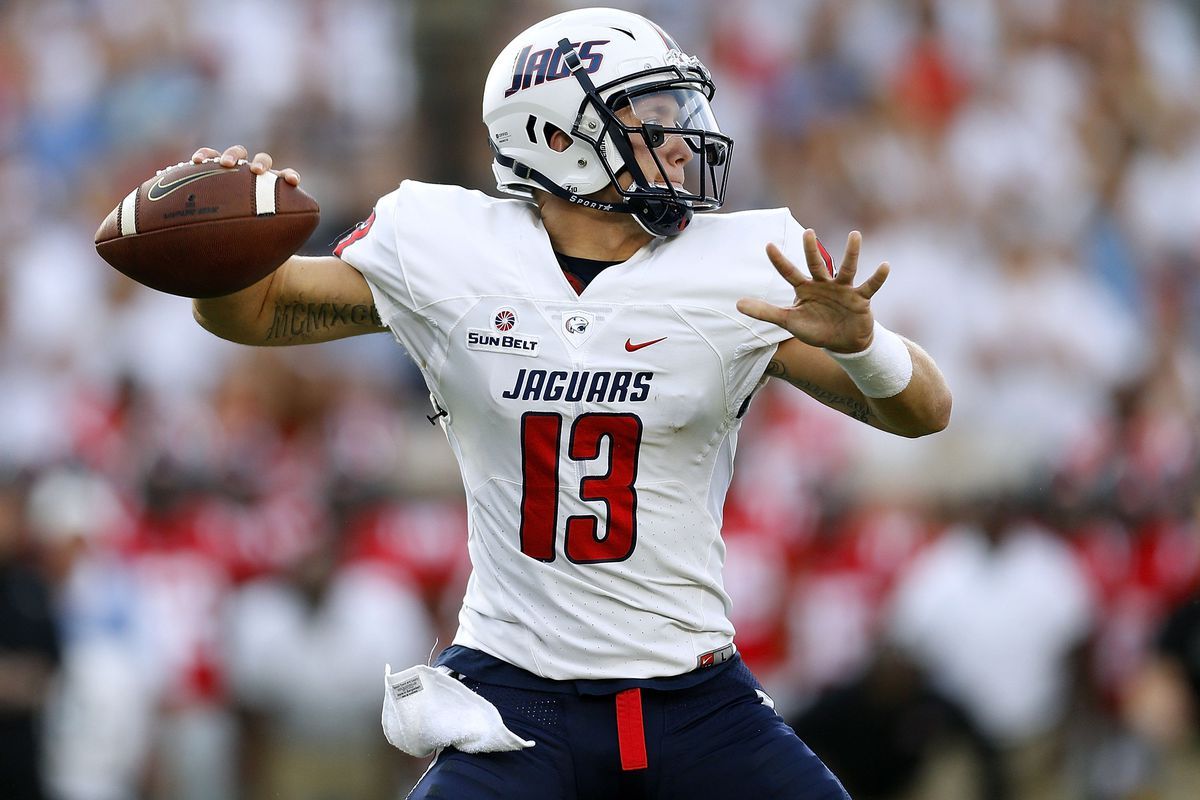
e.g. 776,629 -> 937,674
519,411 -> 644,563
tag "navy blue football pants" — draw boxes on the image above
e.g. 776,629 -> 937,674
406,658 -> 850,800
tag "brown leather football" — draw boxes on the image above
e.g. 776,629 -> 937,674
95,159 -> 320,298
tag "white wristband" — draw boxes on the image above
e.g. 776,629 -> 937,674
825,321 -> 913,399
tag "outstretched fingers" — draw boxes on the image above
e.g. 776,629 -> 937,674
766,242 -> 811,289
736,297 -> 789,327
743,243 -> 806,328
837,231 -> 862,284
859,261 -> 891,299
801,229 -> 834,281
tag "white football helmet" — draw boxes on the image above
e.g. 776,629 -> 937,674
482,7 -> 733,237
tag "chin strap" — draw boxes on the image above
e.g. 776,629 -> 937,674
490,145 -> 637,214
491,143 -> 692,237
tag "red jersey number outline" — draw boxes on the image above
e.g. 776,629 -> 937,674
519,411 -> 642,564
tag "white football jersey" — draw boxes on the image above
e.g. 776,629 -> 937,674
338,180 -> 807,680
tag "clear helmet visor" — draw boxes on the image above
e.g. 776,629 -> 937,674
610,86 -> 731,207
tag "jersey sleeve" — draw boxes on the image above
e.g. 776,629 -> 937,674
334,184 -> 415,326
331,180 -> 510,379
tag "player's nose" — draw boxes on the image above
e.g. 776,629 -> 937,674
660,132 -> 692,168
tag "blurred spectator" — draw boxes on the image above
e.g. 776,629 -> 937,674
959,209 -> 1145,484
122,456 -> 237,800
1123,588 -> 1200,798
790,645 -> 1006,800
887,495 -> 1096,799
224,529 -> 435,800
783,500 -> 933,704
889,0 -> 970,136
340,497 -> 471,641
26,467 -> 151,800
0,471 -> 60,800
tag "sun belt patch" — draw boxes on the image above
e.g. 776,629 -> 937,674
466,328 -> 541,357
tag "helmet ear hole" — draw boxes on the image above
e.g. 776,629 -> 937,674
545,123 -> 573,153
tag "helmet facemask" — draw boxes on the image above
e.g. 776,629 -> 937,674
562,40 -> 734,236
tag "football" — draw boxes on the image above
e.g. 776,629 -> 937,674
94,159 -> 320,298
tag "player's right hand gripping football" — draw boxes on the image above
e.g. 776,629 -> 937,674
736,229 -> 889,354
192,144 -> 302,186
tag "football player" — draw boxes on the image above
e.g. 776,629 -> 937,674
190,8 -> 951,799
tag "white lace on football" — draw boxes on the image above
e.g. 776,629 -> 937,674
119,188 -> 138,236
254,171 -> 278,215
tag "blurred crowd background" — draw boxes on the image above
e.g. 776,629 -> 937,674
2,0 -> 1199,798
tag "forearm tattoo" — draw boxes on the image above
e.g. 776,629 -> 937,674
265,301 -> 384,341
766,359 -> 872,423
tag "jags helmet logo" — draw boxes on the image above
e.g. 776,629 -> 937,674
504,39 -> 608,98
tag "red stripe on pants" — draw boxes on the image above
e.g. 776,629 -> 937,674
615,688 -> 648,771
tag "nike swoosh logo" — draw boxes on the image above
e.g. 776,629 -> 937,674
625,337 -> 667,352
146,168 -> 228,201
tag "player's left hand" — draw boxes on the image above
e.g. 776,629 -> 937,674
736,229 -> 889,354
